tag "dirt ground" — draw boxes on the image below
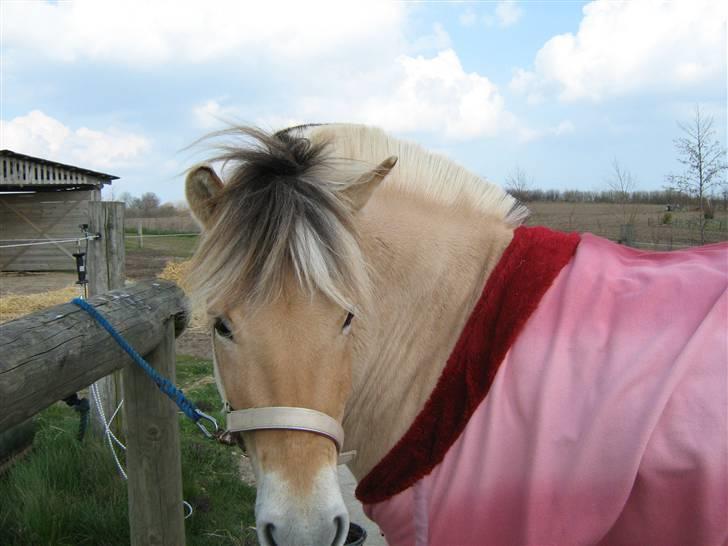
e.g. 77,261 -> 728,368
0,271 -> 78,296
175,329 -> 212,359
526,202 -> 728,247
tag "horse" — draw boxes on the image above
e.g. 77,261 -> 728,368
184,124 -> 727,546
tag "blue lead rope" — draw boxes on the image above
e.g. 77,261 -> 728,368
72,297 -> 218,438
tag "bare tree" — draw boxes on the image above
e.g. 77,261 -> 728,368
667,105 -> 727,244
118,191 -> 136,207
138,192 -> 161,216
505,165 -> 531,202
606,158 -> 638,244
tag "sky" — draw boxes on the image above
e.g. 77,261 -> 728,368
1,0 -> 726,204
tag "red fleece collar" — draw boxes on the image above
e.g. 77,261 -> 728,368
356,226 -> 581,504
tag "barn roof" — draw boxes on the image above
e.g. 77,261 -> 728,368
0,149 -> 119,191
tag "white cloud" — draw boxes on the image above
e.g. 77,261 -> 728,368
459,9 -> 478,27
409,23 -> 452,53
1,0 -> 406,65
495,1 -> 523,27
193,100 -> 242,130
518,120 -> 575,142
0,111 -> 149,170
553,120 -> 575,136
511,0 -> 726,102
201,49 -> 549,142
336,49 -> 515,140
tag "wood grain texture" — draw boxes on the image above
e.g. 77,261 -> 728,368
124,319 -> 185,546
0,279 -> 188,433
88,201 -> 126,436
0,190 -> 98,271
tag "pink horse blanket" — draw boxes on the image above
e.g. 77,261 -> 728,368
359,228 -> 727,546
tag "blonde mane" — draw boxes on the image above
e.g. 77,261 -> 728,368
186,124 -> 526,313
303,124 -> 528,227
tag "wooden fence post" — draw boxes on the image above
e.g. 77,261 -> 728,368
123,319 -> 185,546
88,201 -> 126,436
137,221 -> 143,248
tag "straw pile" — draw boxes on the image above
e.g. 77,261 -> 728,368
157,260 -> 206,329
157,260 -> 191,289
0,261 -> 193,326
0,285 -> 80,324
0,260 -> 204,326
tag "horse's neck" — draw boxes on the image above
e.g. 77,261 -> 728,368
344,190 -> 513,480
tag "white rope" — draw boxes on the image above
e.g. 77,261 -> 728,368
105,399 -> 127,451
89,383 -> 194,520
0,235 -> 96,249
90,383 -> 127,480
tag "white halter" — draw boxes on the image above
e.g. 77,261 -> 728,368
212,342 -> 356,465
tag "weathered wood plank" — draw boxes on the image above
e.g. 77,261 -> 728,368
0,280 -> 188,433
0,191 -> 98,271
0,191 -> 92,271
88,201 -> 126,436
124,319 -> 186,546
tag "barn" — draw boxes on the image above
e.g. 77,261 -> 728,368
0,150 -> 118,271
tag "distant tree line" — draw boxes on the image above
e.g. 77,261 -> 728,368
505,187 -> 727,207
117,192 -> 186,218
505,106 -> 727,239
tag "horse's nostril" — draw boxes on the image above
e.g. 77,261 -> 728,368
264,522 -> 277,546
332,515 -> 347,546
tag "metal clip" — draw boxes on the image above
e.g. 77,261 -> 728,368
195,409 -> 219,438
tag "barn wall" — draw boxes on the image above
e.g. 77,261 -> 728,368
0,190 -> 100,271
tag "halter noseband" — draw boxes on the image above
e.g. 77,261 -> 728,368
224,404 -> 355,464
213,343 -> 356,465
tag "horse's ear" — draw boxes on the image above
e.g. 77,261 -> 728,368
186,166 -> 224,228
346,156 -> 397,211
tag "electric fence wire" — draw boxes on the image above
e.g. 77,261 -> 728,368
0,235 -> 97,249
123,232 -> 200,238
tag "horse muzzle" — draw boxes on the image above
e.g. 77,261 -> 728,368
256,467 -> 349,546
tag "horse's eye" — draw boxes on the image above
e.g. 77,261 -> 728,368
342,312 -> 354,333
214,318 -> 233,340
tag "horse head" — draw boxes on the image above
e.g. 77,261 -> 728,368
185,128 -> 396,546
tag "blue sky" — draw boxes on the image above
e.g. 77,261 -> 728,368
1,0 -> 725,204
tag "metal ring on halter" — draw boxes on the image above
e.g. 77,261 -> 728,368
194,409 -> 219,438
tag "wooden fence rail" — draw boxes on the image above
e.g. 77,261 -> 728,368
0,279 -> 188,545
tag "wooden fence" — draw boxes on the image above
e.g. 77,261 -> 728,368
0,280 -> 189,545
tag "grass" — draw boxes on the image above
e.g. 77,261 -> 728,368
124,233 -> 199,258
0,355 -> 257,546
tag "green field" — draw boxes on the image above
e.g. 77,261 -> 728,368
0,356 -> 257,546
124,233 -> 199,256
